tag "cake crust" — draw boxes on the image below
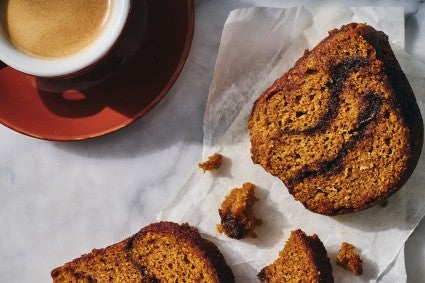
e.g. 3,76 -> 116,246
248,23 -> 423,215
51,221 -> 235,283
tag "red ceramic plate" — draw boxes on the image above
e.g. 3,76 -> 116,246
0,0 -> 195,141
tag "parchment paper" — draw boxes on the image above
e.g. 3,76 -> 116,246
159,2 -> 425,282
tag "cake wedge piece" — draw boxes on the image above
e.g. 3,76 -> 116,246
258,229 -> 333,283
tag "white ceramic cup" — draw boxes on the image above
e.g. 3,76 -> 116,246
0,0 -> 131,78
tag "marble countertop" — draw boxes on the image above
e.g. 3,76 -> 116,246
0,0 -> 424,282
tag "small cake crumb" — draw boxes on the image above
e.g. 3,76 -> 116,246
337,242 -> 363,275
199,153 -> 223,172
217,182 -> 262,239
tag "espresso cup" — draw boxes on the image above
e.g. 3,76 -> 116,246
0,0 -> 131,77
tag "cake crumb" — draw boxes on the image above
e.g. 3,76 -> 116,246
217,182 -> 262,239
337,242 -> 363,275
198,153 -> 223,172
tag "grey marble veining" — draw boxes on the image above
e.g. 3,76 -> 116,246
0,0 -> 424,282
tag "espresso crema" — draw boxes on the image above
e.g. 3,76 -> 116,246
0,0 -> 111,59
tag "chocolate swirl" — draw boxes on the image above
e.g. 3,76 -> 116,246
287,58 -> 382,187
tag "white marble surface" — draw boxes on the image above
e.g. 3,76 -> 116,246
0,1 -> 424,282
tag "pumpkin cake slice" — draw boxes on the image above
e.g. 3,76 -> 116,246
258,229 -> 333,283
248,23 -> 423,215
51,221 -> 235,283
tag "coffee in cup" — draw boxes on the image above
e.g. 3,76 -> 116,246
0,0 -> 112,59
0,0 -> 131,77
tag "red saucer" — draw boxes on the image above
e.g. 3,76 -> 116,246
0,0 -> 195,141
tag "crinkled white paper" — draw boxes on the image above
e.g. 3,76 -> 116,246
159,2 -> 425,282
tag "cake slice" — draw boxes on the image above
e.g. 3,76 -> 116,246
217,182 -> 262,239
51,221 -> 235,283
248,23 -> 423,215
258,229 -> 333,283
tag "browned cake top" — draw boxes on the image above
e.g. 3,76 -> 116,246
249,23 -> 423,215
51,221 -> 235,283
258,229 -> 333,283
